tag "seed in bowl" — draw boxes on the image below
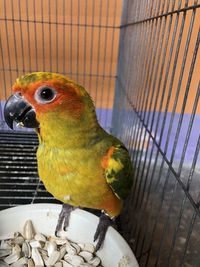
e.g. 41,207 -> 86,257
0,219 -> 103,267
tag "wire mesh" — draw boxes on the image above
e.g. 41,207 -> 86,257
0,131 -> 61,210
113,0 -> 200,266
0,0 -> 122,132
0,0 -> 200,266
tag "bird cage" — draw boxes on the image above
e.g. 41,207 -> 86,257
0,1 -> 199,266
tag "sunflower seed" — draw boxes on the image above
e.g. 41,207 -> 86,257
0,219 -> 104,266
79,264 -> 95,267
0,241 -> 12,250
32,248 -> 44,266
49,237 -> 67,246
12,244 -> 21,254
34,233 -> 46,243
88,256 -> 101,266
0,233 -> 15,241
66,242 -> 80,255
45,250 -> 60,266
0,249 -> 12,258
78,243 -> 95,253
27,259 -> 34,267
0,260 -> 9,266
58,246 -> 67,261
22,242 -> 31,258
79,251 -> 93,262
12,237 -> 24,246
4,252 -> 20,265
10,257 -> 28,267
45,241 -> 57,257
38,248 -> 48,258
55,261 -> 63,267
29,240 -> 42,248
64,254 -> 84,267
60,260 -> 73,267
23,220 -> 35,240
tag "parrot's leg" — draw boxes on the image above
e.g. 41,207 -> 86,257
94,211 -> 115,251
55,203 -> 76,236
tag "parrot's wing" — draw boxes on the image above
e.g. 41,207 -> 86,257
102,144 -> 133,200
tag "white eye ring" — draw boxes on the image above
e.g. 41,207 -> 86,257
35,86 -> 57,104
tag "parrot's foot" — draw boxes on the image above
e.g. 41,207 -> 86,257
55,203 -> 76,236
94,212 -> 115,251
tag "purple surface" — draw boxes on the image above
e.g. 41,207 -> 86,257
142,111 -> 200,164
96,108 -> 113,132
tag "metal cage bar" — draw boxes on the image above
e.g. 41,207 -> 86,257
0,0 -> 121,132
0,1 -> 200,266
113,0 -> 200,266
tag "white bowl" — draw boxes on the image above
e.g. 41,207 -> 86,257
0,204 -> 139,267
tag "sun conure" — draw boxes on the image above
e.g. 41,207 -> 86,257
4,72 -> 133,250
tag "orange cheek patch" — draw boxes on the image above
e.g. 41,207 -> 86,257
12,80 -> 84,118
34,91 -> 84,119
12,85 -> 25,94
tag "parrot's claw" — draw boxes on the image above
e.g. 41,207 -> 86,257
55,203 -> 76,236
94,212 -> 114,251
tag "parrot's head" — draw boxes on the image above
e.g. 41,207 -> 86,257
4,72 -> 98,145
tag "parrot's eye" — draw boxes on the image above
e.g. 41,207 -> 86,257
35,86 -> 57,104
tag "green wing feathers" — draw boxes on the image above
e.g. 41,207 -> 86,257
103,144 -> 133,199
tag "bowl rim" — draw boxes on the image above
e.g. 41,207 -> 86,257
0,203 -> 139,267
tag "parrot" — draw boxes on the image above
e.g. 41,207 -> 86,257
4,72 -> 133,250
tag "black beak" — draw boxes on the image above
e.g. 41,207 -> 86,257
4,93 -> 39,129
